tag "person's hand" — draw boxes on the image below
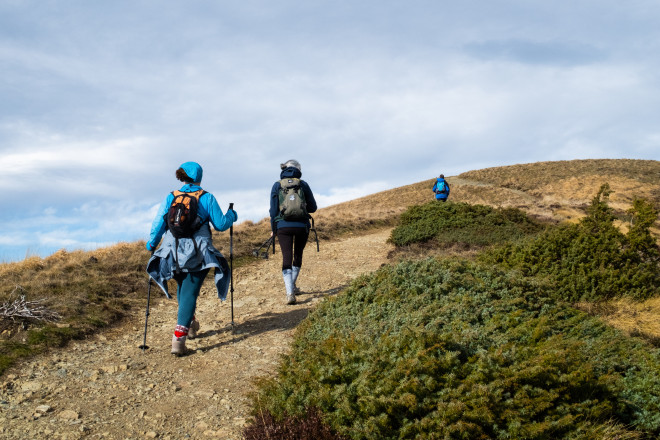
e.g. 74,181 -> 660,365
229,209 -> 238,222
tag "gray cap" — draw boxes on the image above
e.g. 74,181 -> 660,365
280,159 -> 301,171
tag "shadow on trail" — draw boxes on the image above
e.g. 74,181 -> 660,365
196,285 -> 347,353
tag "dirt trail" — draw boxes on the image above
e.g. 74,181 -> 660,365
0,229 -> 394,440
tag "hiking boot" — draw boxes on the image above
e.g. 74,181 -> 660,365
171,335 -> 187,356
188,319 -> 200,339
286,293 -> 297,305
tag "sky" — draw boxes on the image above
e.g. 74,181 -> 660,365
1,0 -> 659,261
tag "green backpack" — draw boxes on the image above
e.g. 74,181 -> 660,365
276,178 -> 308,221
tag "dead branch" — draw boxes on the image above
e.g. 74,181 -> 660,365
0,289 -> 61,323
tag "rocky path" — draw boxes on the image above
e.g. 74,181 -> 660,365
0,229 -> 394,440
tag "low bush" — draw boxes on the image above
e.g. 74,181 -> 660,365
249,258 -> 660,439
483,184 -> 660,301
243,407 -> 347,440
389,201 -> 544,248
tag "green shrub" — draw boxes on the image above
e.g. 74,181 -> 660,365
390,201 -> 544,248
483,184 -> 660,301
250,259 -> 660,439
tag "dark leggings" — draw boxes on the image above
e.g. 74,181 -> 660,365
277,227 -> 309,270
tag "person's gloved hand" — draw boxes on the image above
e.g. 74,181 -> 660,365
228,209 -> 238,222
146,242 -> 156,252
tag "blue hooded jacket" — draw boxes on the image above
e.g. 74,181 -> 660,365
270,166 -> 317,232
146,162 -> 238,300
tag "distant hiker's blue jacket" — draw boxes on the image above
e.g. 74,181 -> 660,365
270,167 -> 317,232
146,183 -> 238,301
432,178 -> 450,200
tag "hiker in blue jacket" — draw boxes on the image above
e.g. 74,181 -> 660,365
146,161 -> 238,355
432,174 -> 450,202
269,159 -> 317,305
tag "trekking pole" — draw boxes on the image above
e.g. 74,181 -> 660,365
311,216 -> 319,252
139,275 -> 152,351
228,203 -> 235,328
252,236 -> 274,259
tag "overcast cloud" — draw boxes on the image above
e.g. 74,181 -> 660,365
1,0 -> 659,261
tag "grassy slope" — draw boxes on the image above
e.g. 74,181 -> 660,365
1,159 -> 658,374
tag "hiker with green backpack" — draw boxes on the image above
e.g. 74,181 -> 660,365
146,161 -> 238,356
270,159 -> 317,305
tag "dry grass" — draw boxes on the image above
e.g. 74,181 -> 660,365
576,297 -> 660,347
458,158 -> 660,227
0,242 -> 153,373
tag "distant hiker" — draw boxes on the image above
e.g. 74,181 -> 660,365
270,159 -> 317,305
146,161 -> 238,356
432,174 -> 450,202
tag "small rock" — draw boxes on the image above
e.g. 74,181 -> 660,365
145,431 -> 158,438
58,410 -> 79,420
21,381 -> 42,392
35,405 -> 52,414
194,390 -> 215,399
102,365 -> 118,374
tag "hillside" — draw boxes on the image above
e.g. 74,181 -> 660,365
0,158 -> 658,439
290,158 -> 659,234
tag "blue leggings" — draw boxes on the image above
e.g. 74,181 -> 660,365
174,269 -> 209,327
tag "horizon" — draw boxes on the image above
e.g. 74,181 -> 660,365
3,157 -> 658,263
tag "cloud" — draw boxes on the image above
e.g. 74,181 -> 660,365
464,39 -> 606,66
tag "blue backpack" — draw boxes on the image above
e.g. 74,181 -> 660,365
435,179 -> 448,195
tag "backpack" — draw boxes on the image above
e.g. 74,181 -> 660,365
277,178 -> 308,221
435,179 -> 448,195
165,189 -> 206,238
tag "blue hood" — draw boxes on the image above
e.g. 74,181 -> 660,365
181,161 -> 203,183
280,166 -> 302,179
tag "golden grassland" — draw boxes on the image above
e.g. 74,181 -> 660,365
1,158 -> 659,373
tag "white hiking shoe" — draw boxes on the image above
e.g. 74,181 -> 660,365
292,266 -> 301,294
286,293 -> 297,305
188,319 -> 200,339
171,335 -> 187,356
